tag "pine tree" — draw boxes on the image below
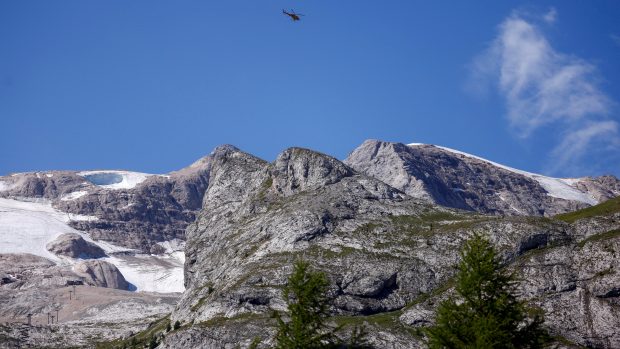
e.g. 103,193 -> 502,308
148,335 -> 158,349
272,260 -> 338,348
426,233 -> 548,349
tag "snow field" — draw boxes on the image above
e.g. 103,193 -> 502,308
0,198 -> 184,293
61,190 -> 89,201
78,171 -> 155,190
407,143 -> 597,205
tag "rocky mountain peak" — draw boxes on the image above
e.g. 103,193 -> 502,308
348,139 -> 410,159
272,147 -> 353,196
345,139 -> 620,217
209,144 -> 241,158
197,145 -> 269,215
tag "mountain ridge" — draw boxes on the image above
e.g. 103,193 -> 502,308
1,140 -> 619,348
345,139 -> 620,216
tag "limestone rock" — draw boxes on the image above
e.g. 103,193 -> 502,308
344,139 -> 620,216
0,155 -> 213,254
46,233 -> 106,259
164,145 -> 585,348
73,260 -> 130,290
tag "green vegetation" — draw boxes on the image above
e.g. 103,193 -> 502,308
577,229 -> 620,248
199,312 -> 266,328
272,260 -> 337,348
272,260 -> 368,348
555,196 -> 620,223
352,222 -> 382,235
332,310 -> 423,339
257,176 -> 274,200
551,335 -> 588,348
389,211 -> 486,238
248,337 -> 262,349
190,282 -> 215,312
148,335 -> 158,349
95,316 -> 170,349
405,277 -> 456,310
594,267 -> 614,278
426,233 -> 549,348
190,296 -> 208,312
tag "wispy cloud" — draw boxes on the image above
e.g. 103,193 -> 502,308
471,10 -> 619,176
611,34 -> 620,47
543,7 -> 557,24
547,121 -> 619,174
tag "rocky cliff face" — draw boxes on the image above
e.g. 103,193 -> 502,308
0,155 -> 214,254
154,145 -> 620,349
344,140 -> 620,217
46,233 -> 106,259
2,142 -> 619,348
73,260 -> 130,290
2,140 -> 616,255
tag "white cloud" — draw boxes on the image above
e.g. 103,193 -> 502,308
543,7 -> 557,23
612,34 -> 620,47
472,11 -> 619,176
547,121 -> 619,174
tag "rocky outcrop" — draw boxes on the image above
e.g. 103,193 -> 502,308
400,221 -> 620,349
344,140 -> 620,217
46,233 -> 106,259
74,260 -> 130,290
572,175 -> 620,203
0,154 -> 214,254
162,145 -> 595,348
2,140 -> 617,255
272,148 -> 354,196
516,239 -> 620,348
2,142 -> 620,348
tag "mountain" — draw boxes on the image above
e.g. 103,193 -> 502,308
158,145 -> 618,348
345,140 -> 620,217
0,151 -> 222,295
0,157 -> 213,254
1,141 -> 619,348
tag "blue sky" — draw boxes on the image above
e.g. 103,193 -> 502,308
1,1 -> 619,177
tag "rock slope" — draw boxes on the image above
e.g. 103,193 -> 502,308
0,158 -> 214,253
74,260 -> 130,290
1,142 -> 619,348
46,233 -> 107,259
344,140 -> 620,217
152,145 -> 620,349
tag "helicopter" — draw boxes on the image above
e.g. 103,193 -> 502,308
282,9 -> 304,21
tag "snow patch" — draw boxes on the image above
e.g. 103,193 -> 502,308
0,198 -> 184,293
156,239 -> 185,254
533,176 -> 596,204
407,143 -> 597,205
79,171 -> 154,190
106,254 -> 185,293
45,173 -> 53,178
61,190 -> 89,201
0,198 -> 69,262
67,213 -> 99,222
0,181 -> 9,191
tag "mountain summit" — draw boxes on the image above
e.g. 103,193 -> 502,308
345,140 -> 620,216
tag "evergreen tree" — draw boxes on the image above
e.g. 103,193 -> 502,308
426,233 -> 548,349
148,335 -> 158,349
273,260 -> 338,348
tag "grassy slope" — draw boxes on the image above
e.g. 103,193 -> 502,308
555,196 -> 620,223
